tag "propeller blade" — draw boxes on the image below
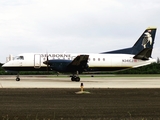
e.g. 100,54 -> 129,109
46,54 -> 49,74
43,53 -> 49,74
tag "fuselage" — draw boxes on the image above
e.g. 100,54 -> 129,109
2,53 -> 156,72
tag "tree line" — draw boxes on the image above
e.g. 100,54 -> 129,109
0,62 -> 160,75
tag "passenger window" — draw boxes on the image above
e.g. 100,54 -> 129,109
93,58 -> 95,61
103,58 -> 105,61
98,58 -> 100,61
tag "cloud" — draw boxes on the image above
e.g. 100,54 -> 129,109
0,0 -> 160,62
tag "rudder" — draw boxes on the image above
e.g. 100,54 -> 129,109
131,27 -> 157,56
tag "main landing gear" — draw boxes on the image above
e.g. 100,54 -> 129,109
71,76 -> 80,82
70,71 -> 80,82
16,73 -> 20,81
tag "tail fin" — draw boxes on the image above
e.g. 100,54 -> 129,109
131,27 -> 157,56
101,27 -> 157,58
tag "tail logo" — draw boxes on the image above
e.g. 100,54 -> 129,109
142,30 -> 152,48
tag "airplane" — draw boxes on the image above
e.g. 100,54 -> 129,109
2,27 -> 157,82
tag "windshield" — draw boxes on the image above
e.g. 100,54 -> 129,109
14,56 -> 24,60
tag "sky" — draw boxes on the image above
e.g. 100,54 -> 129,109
0,0 -> 160,63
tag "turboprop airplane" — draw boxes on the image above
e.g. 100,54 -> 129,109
2,27 -> 157,82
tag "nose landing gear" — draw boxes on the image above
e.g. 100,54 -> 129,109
16,73 -> 20,81
16,77 -> 20,81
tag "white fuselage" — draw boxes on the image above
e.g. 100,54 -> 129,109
2,53 -> 156,72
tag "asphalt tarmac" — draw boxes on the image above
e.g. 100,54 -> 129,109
0,76 -> 160,119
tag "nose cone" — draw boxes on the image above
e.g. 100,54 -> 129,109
2,62 -> 7,68
2,62 -> 9,70
2,61 -> 14,71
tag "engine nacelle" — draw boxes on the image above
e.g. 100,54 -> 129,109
44,59 -> 89,73
44,59 -> 72,72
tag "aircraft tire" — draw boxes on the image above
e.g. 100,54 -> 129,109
75,77 -> 80,82
16,78 -> 20,81
71,77 -> 80,82
71,77 -> 75,81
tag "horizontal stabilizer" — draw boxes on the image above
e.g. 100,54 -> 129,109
133,48 -> 152,60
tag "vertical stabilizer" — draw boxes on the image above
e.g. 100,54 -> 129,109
131,27 -> 157,56
101,27 -> 157,57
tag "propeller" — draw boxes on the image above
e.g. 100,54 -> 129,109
46,54 -> 49,74
43,53 -> 49,74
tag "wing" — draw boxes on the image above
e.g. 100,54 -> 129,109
67,55 -> 89,72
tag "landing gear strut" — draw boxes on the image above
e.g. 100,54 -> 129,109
16,73 -> 20,81
71,71 -> 80,82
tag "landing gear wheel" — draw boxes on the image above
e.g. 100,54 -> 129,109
75,77 -> 80,82
71,71 -> 81,82
16,77 -> 20,81
71,76 -> 80,82
71,77 -> 75,81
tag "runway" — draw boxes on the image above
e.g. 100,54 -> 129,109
1,75 -> 160,119
0,75 -> 160,88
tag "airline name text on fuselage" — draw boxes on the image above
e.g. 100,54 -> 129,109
41,54 -> 71,58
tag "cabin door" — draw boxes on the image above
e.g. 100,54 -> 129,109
34,54 -> 41,68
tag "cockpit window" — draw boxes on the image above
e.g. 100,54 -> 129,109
14,56 -> 24,60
